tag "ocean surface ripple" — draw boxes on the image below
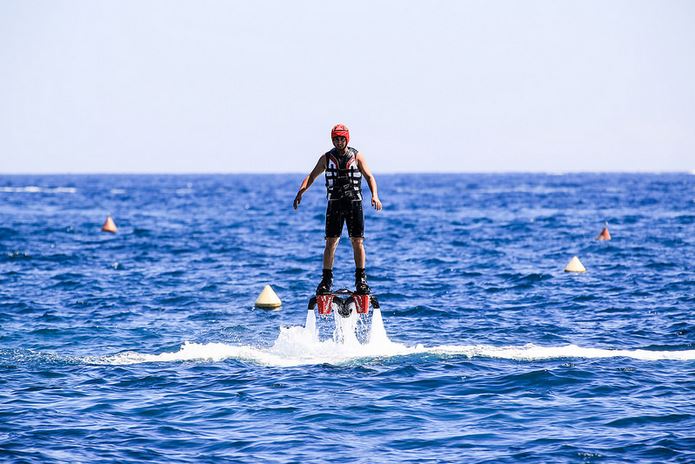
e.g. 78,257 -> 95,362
1,173 -> 694,463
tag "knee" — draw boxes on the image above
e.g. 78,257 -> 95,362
350,237 -> 364,248
326,237 -> 340,249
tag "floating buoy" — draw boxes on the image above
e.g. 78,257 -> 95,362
101,215 -> 118,233
255,285 -> 282,309
564,256 -> 586,273
596,224 -> 611,241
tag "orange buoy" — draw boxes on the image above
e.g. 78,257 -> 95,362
597,224 -> 611,241
101,215 -> 118,233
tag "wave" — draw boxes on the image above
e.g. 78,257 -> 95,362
92,341 -> 695,368
88,308 -> 695,367
0,186 -> 77,193
429,344 -> 695,362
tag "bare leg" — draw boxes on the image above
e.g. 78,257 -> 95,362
350,237 -> 365,269
323,237 -> 340,269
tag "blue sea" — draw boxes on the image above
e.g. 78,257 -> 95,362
1,173 -> 694,463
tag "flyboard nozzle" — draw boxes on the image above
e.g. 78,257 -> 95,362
597,223 -> 611,241
255,284 -> 282,310
564,256 -> 586,273
102,215 -> 118,233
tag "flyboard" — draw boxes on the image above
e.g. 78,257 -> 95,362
308,288 -> 380,317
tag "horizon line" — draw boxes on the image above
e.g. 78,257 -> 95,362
1,170 -> 693,176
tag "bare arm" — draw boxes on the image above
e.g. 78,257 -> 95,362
356,152 -> 382,211
293,155 -> 326,209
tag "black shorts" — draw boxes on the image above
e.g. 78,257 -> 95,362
325,199 -> 364,238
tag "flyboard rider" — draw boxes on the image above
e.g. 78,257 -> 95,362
293,124 -> 382,296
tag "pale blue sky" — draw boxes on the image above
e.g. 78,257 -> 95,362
1,0 -> 693,173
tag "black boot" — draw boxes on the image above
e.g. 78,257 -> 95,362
355,268 -> 371,295
316,269 -> 333,295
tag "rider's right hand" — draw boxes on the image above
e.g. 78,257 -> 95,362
293,193 -> 302,210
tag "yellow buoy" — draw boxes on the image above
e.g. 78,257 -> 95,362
102,215 -> 118,233
564,256 -> 586,273
255,285 -> 282,309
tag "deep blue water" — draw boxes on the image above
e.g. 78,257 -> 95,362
1,173 -> 694,463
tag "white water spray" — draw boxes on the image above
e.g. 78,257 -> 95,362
304,309 -> 317,341
90,306 -> 695,367
368,306 -> 389,345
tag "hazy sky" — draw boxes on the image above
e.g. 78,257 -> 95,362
1,0 -> 694,173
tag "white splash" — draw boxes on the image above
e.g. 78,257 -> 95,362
430,344 -> 695,362
92,310 -> 695,367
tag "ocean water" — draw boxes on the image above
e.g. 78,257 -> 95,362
1,173 -> 694,463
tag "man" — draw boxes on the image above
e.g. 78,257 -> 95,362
293,124 -> 382,295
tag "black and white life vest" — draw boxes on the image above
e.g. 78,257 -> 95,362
324,147 -> 362,201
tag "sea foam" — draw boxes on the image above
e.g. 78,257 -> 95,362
93,307 -> 695,367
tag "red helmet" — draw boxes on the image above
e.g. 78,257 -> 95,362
331,124 -> 350,144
